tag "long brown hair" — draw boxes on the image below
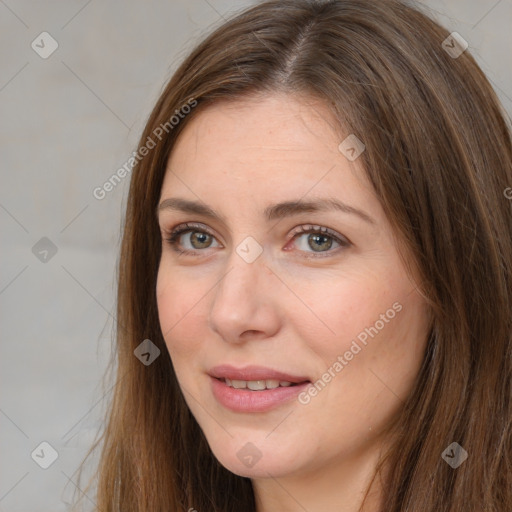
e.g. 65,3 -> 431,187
79,0 -> 512,510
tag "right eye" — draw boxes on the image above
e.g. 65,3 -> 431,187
165,222 -> 222,256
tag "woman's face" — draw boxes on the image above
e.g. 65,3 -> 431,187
156,93 -> 430,480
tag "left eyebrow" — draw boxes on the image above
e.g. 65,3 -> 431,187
157,197 -> 376,225
263,198 -> 376,225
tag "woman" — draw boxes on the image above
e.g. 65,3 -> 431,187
85,0 -> 512,510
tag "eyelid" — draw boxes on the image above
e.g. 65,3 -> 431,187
287,224 -> 351,245
167,221 -> 218,240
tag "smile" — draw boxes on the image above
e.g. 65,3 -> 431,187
210,376 -> 311,413
222,378 -> 296,390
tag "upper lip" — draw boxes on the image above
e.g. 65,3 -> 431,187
209,364 -> 310,383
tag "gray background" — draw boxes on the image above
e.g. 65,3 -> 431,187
1,0 -> 511,510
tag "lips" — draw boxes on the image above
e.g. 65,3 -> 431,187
208,364 -> 310,384
208,364 -> 312,412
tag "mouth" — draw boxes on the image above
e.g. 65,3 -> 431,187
208,365 -> 312,412
208,364 -> 310,384
215,377 -> 308,390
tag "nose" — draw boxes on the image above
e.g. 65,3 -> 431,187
208,249 -> 281,344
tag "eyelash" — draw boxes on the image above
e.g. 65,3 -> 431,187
164,222 -> 351,259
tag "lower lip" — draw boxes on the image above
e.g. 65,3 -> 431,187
210,376 -> 310,413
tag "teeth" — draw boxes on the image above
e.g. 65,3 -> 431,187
223,378 -> 295,390
231,379 -> 247,389
247,380 -> 266,391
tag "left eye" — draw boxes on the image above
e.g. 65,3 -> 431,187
286,225 -> 350,257
293,231 -> 341,253
165,223 -> 350,257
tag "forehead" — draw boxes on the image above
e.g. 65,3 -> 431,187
168,93 -> 340,170
160,93 -> 378,220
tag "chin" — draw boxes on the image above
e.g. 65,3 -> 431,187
217,455 -> 287,479
208,439 -> 301,479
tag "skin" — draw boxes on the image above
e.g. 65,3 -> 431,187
156,93 -> 431,512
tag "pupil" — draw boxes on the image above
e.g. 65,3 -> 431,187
309,234 -> 332,251
191,231 -> 210,248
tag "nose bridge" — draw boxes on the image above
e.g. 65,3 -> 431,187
214,244 -> 265,312
208,240 -> 276,341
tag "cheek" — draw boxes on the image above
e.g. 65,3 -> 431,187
294,271 -> 393,351
323,284 -> 428,415
156,265 -> 206,358
300,269 -> 427,379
